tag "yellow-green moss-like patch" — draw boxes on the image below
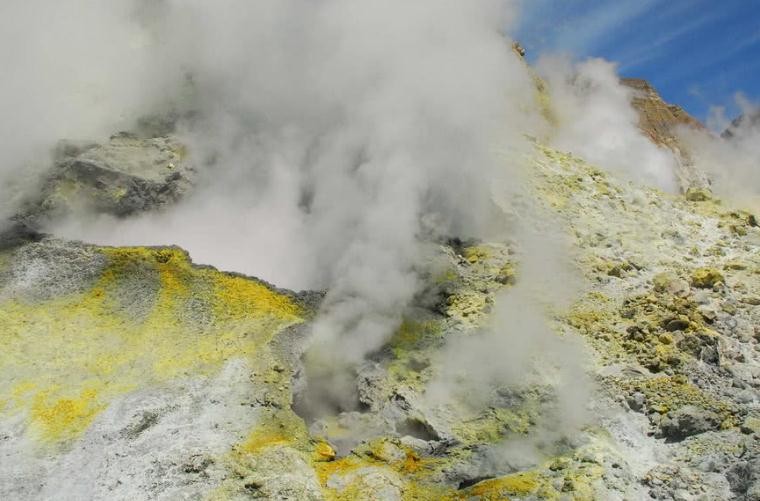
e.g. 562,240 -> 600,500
235,410 -> 310,457
385,319 -> 442,390
452,406 -> 534,444
620,375 -> 739,428
690,267 -> 724,289
462,458 -> 604,501
685,187 -> 712,202
470,471 -> 540,499
313,438 -> 459,501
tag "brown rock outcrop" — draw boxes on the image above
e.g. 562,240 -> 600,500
621,78 -> 711,191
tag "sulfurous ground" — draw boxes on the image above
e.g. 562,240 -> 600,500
1,126 -> 758,500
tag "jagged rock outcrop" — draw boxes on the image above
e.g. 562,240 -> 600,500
621,78 -> 712,192
11,133 -> 194,232
621,78 -> 704,146
722,110 -> 760,139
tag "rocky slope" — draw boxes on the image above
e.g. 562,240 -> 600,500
1,118 -> 758,500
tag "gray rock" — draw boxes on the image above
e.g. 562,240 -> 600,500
727,459 -> 760,499
326,466 -> 403,501
627,392 -> 646,412
0,238 -> 108,301
0,221 -> 43,250
356,362 -> 389,411
748,480 -> 760,501
237,446 -> 323,501
698,305 -> 718,322
736,389 -> 757,404
16,133 -> 194,229
659,406 -> 721,440
2,360 -> 264,501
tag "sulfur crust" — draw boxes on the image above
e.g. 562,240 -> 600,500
0,246 -> 304,444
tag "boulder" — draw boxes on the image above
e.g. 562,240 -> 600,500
15,133 -> 194,229
658,405 -> 721,440
691,268 -> 725,289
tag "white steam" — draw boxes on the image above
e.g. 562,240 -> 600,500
1,1 -> 679,435
0,0 -> 177,224
427,211 -> 591,437
680,93 -> 760,207
53,0 -> 536,293
34,1 -> 539,406
537,56 -> 680,192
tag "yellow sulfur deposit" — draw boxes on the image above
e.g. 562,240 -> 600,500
469,472 -> 540,499
0,246 -> 304,445
30,388 -> 105,443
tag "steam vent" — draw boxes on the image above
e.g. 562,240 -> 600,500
1,3 -> 759,500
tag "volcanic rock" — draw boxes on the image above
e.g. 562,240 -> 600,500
13,133 -> 194,230
622,78 -> 712,192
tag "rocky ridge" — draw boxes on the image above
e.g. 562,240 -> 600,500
620,78 -> 712,193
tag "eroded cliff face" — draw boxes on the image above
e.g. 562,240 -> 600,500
621,78 -> 712,193
1,121 -> 758,500
621,78 -> 704,148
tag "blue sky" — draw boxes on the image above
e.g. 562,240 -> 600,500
515,0 -> 760,122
